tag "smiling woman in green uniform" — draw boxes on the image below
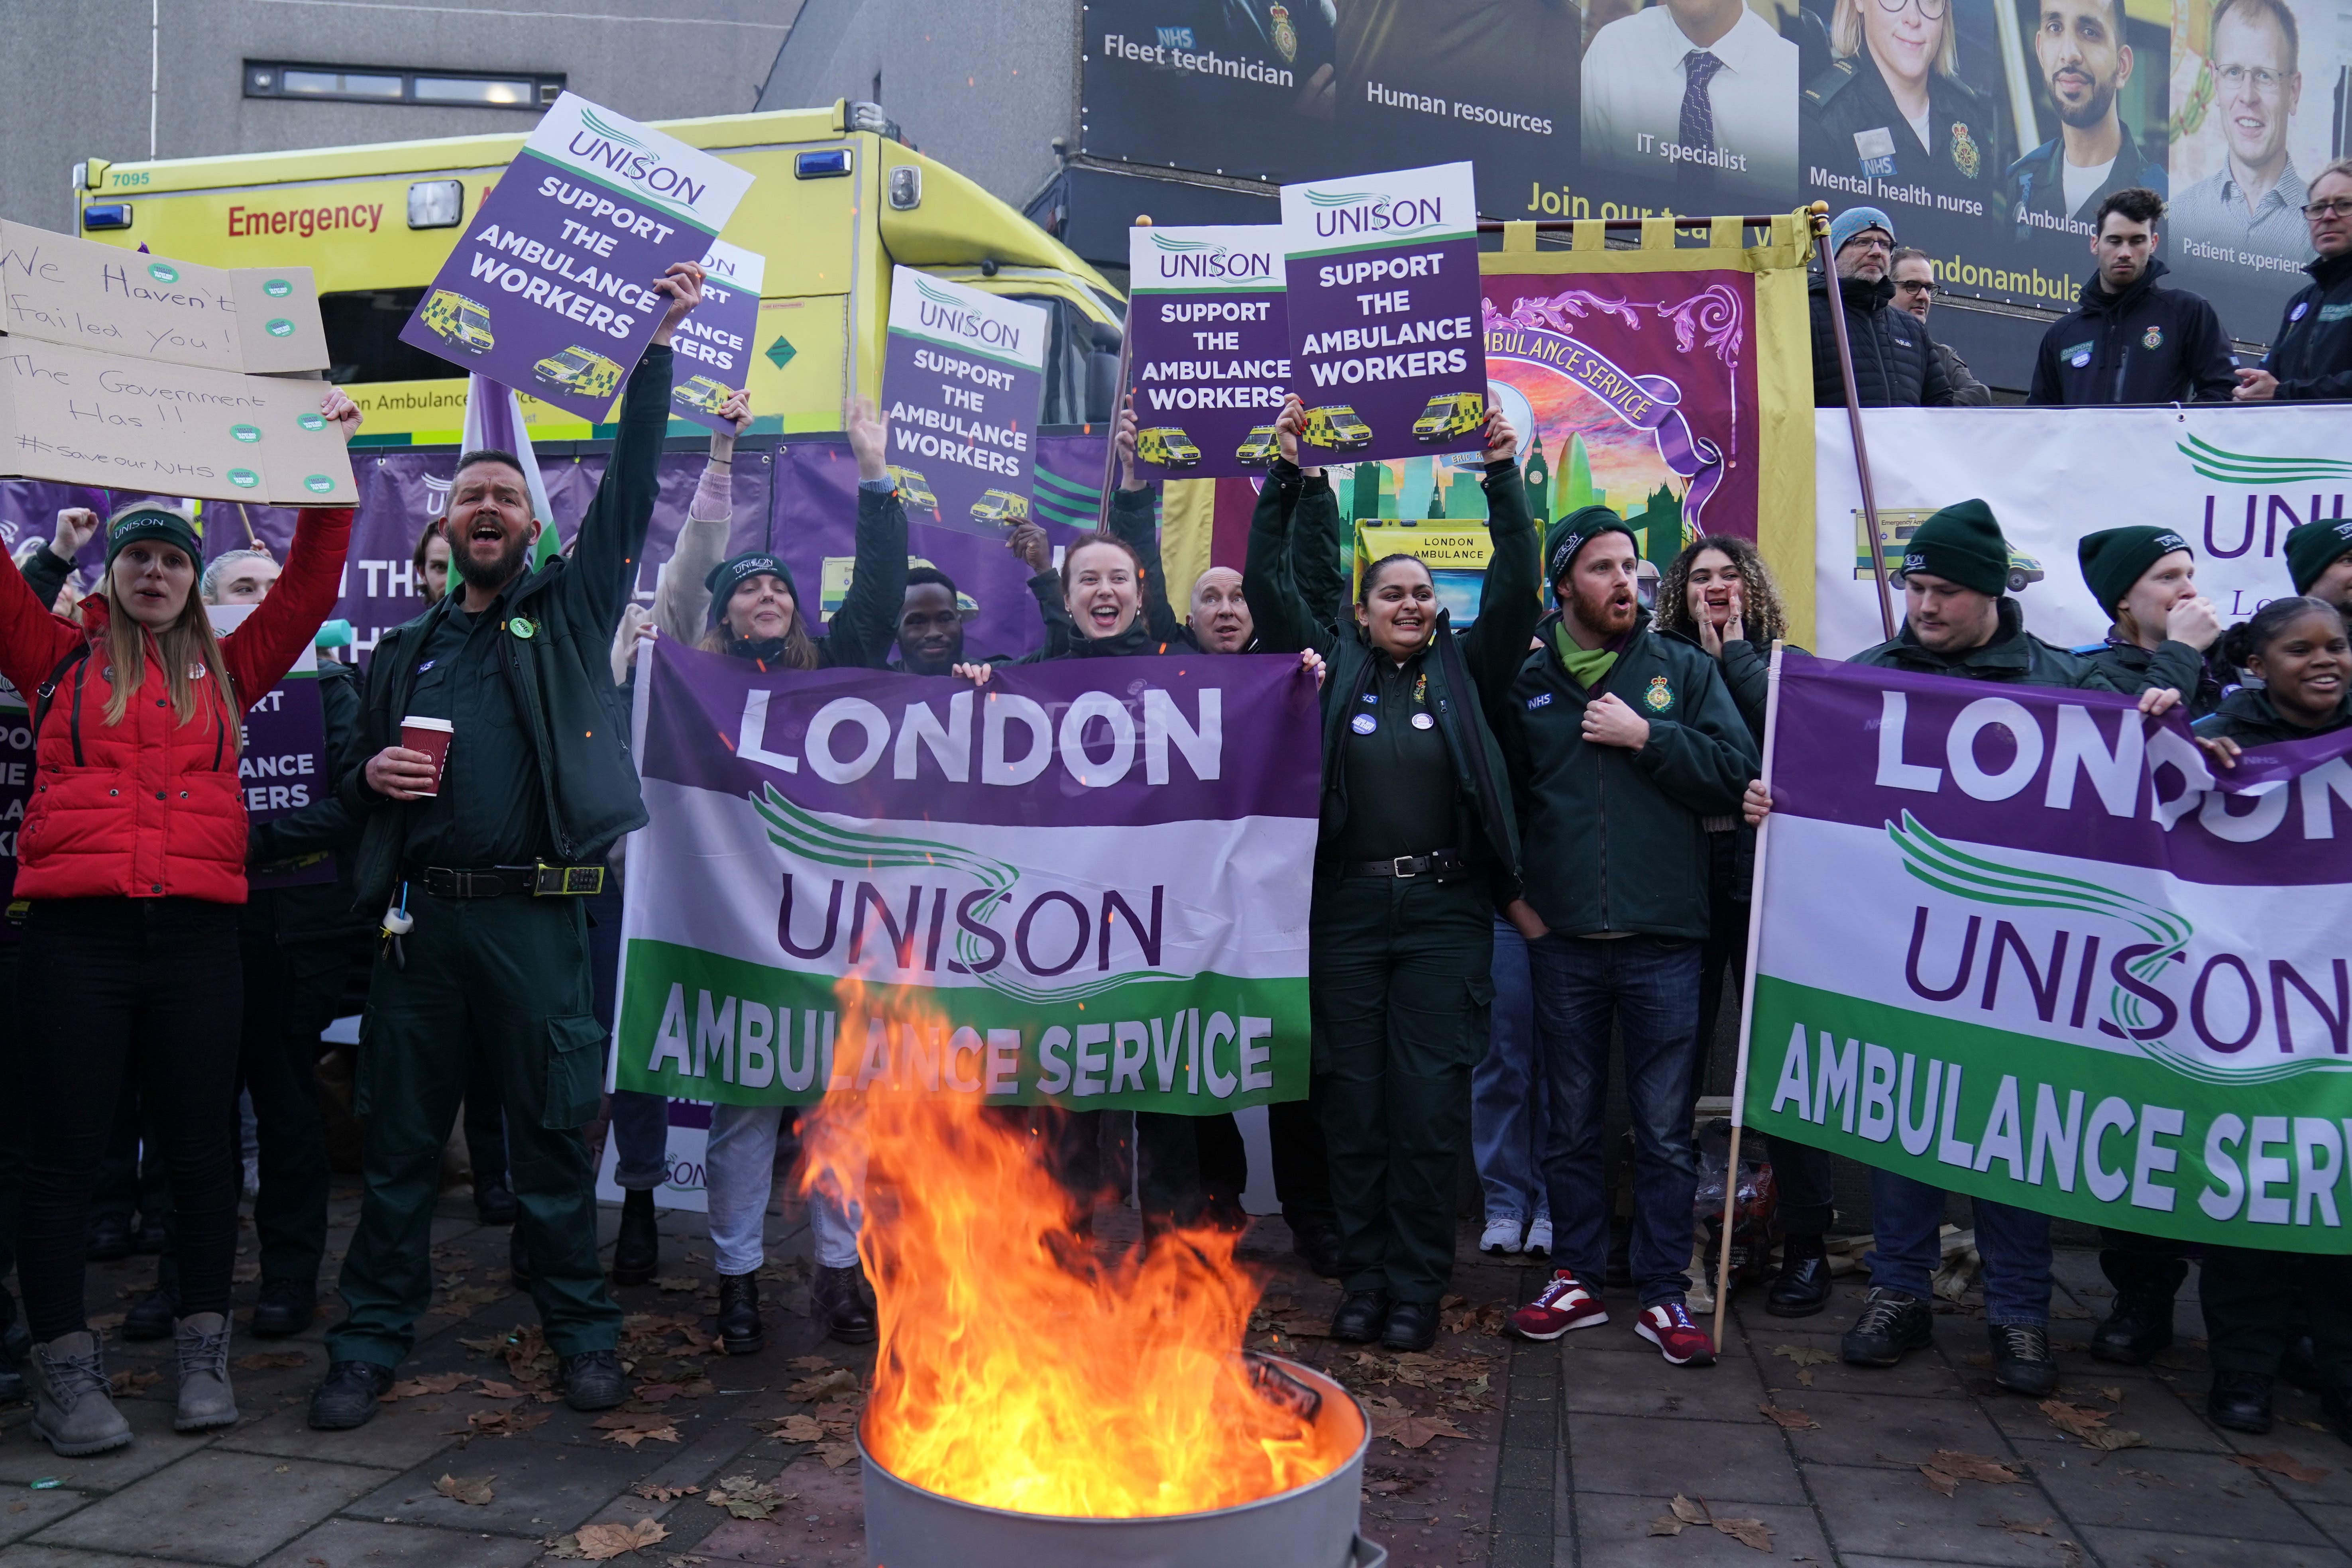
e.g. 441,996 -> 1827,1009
1246,406 -> 1539,1352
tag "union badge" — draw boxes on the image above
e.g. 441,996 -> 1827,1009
1949,122 -> 1981,181
2142,325 -> 2163,350
1267,4 -> 1298,62
1644,675 -> 1674,713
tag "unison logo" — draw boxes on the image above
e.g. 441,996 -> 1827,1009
1304,186 -> 1446,239
2177,434 -> 2352,487
1150,232 -> 1274,282
565,105 -> 708,213
913,277 -> 1024,353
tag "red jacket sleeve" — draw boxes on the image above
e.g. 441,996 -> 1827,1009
0,544 -> 89,707
220,507 -> 353,710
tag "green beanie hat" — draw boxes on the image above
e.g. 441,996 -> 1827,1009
104,505 -> 202,571
1544,505 -> 1638,586
2285,517 -> 2352,595
2077,525 -> 2191,616
1900,499 -> 2009,597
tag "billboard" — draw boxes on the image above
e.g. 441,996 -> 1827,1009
1081,0 -> 2350,361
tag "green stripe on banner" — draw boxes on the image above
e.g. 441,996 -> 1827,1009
1745,975 -> 2352,1253
615,937 -> 1309,1111
1034,467 -> 1102,506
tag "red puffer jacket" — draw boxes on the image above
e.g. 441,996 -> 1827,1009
0,508 -> 353,904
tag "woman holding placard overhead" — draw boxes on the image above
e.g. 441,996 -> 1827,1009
1238,399 -> 1538,1352
0,392 -> 359,1458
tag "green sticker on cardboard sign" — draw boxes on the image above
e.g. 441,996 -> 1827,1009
263,277 -> 293,297
304,474 -> 336,495
296,411 -> 326,431
146,261 -> 179,283
230,423 -> 262,443
265,318 -> 295,337
228,468 -> 260,489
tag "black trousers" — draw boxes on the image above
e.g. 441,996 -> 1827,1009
1135,1112 -> 1248,1231
1700,867 -> 1837,1238
90,1080 -> 170,1226
1269,1096 -> 1337,1238
0,942 -> 20,1338
18,898 -> 244,1341
237,915 -> 361,1287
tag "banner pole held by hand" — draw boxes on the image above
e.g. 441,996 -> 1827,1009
1096,218 -> 1146,530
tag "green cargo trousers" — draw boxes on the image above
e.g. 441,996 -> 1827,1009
326,890 -> 620,1368
2202,1246 -> 2352,1385
1311,874 -> 1493,1305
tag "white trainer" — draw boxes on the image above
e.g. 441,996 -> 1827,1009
1479,1216 -> 1523,1256
1523,1216 -> 1553,1258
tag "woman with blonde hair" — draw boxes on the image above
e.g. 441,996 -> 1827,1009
1801,0 -> 2002,205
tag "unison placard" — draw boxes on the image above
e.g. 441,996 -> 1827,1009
880,268 -> 1048,539
1126,224 -> 1288,480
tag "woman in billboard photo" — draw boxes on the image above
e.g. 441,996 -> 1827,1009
1801,0 -> 2006,216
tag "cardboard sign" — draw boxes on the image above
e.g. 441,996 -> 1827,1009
398,92 -> 755,422
1126,224 -> 1288,480
668,239 -> 764,434
880,267 -> 1047,539
0,220 -> 328,375
1280,162 -> 1485,466
0,337 -> 357,504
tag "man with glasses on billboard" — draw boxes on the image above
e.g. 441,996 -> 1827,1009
2006,0 -> 2165,239
2234,158 -> 2352,401
2169,0 -> 2309,269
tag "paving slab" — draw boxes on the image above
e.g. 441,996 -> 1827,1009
1566,1412 -> 1807,1507
1771,1386 -> 2022,1470
0,1397 -> 216,1489
344,1425 -> 668,1538
254,1515 -> 546,1568
2029,1442 -> 2337,1545
0,1482 -> 100,1544
1802,1460 -> 2077,1566
2076,1522 -> 2352,1567
29,1448 -> 386,1565
212,1391 -> 477,1472
1570,1492 -> 1833,1566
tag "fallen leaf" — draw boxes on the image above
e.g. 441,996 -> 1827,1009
785,1354 -> 833,1372
1993,1517 -> 2054,1537
633,1382 -> 683,1404
476,1379 -> 524,1399
1759,1405 -> 1819,1431
653,1277 -> 700,1293
1648,1515 -> 1687,1537
574,1518 -> 669,1559
770,1414 -> 825,1442
462,1407 -> 550,1437
435,1473 -> 495,1506
786,1369 -> 861,1403
1713,1516 -> 1775,1552
632,1483 -> 701,1502
106,1368 -> 161,1394
444,1285 -> 504,1306
2234,1451 -> 2331,1484
1795,1368 -> 1816,1387
1388,1414 -> 1466,1449
705,1476 -> 781,1520
2099,1386 -> 2124,1403
815,1442 -> 859,1469
1670,1495 -> 1712,1525
593,1413 -> 681,1448
1772,1345 -> 1837,1368
1919,1466 -> 1959,1498
384,1371 -> 472,1401
676,1378 -> 716,1399
1927,1451 -> 2021,1484
458,1334 -> 507,1356
234,1352 -> 308,1370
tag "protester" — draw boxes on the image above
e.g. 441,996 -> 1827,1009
413,517 -> 451,605
1474,917 -> 1550,1261
2285,515 -> 2352,617
1499,511 -> 1757,1368
652,395 -> 906,1351
1650,535 -> 1840,1318
2192,596 -> 2352,1437
16,509 -> 97,616
2235,157 -> 2352,401
1239,403 -> 1533,1353
2005,0 -> 2166,232
2028,189 -> 2238,405
1888,250 -> 1992,406
308,263 -> 703,1432
0,397 -> 357,1458
892,568 -> 965,675
2075,526 -> 2223,722
1810,208 -> 1957,407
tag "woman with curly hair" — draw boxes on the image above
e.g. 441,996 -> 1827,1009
1653,534 -> 1836,1319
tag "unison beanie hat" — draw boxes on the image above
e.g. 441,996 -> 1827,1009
704,552 -> 798,627
2285,516 -> 2352,595
1829,206 -> 1896,257
2077,525 -> 2191,615
104,505 -> 202,571
1545,505 -> 1638,584
1900,499 -> 2009,597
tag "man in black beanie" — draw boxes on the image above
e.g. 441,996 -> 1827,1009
2074,525 -> 2222,719
2286,516 -> 2352,616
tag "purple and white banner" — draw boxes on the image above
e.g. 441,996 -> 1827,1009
1126,224 -> 1288,480
880,268 -> 1047,540
612,641 -> 1316,1109
398,92 -> 753,422
210,601 -> 332,891
1747,652 -> 2352,1251
1280,162 -> 1485,466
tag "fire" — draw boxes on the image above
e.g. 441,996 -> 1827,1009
800,984 -> 1349,1518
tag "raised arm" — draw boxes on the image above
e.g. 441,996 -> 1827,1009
819,399 -> 910,670
1458,410 -> 1540,696
651,387 -> 747,642
1241,457 -> 1320,656
1108,396 -> 1183,644
218,508 -> 354,708
1290,470 -> 1346,638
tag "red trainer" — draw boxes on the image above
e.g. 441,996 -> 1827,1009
1635,1301 -> 1717,1367
1509,1270 -> 1609,1341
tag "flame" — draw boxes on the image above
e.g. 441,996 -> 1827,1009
802,980 -> 1348,1517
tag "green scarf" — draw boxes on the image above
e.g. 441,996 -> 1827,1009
1553,622 -> 1618,690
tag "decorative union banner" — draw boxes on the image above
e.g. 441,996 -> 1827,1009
614,641 -> 1317,1110
1747,652 -> 2352,1253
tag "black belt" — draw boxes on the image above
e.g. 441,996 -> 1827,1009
1342,849 -> 1467,881
420,863 -> 605,899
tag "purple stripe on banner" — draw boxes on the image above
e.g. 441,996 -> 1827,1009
1770,651 -> 2352,887
472,374 -> 521,455
639,639 -> 1320,828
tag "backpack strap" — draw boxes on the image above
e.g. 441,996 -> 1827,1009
31,643 -> 92,743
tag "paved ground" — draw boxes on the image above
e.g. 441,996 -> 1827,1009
5,1184 -> 2350,1568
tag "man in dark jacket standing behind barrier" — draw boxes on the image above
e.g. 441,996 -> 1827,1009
308,264 -> 703,1432
2235,158 -> 2352,402
1811,208 -> 1957,408
2029,188 -> 2238,405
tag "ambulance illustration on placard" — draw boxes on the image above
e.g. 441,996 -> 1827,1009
533,345 -> 624,402
420,290 -> 494,356
673,375 -> 734,415
971,489 -> 1030,529
1303,405 -> 1373,451
1413,391 -> 1484,442
888,466 -> 938,511
1136,426 -> 1201,468
1855,509 -> 2045,593
1236,425 -> 1280,467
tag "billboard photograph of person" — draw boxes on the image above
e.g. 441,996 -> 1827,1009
1084,0 -> 1339,183
2168,0 -> 2324,277
1801,0 -> 2008,220
1581,0 -> 1801,204
2006,0 -> 2167,242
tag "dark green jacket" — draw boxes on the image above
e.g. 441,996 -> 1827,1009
249,658 -> 371,940
2076,636 -> 2220,719
1849,597 -> 2105,687
2194,685 -> 2352,743
1661,631 -> 1788,906
1502,608 -> 1758,939
1254,463 -> 1539,901
1108,463 -> 1348,655
339,346 -> 674,905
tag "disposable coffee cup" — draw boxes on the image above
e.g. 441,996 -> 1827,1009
398,715 -> 454,796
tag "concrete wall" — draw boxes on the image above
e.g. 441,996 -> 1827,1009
1,0 -> 800,234
756,0 -> 1077,212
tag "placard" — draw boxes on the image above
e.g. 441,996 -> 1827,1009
397,92 -> 755,422
1126,224 -> 1288,480
1280,162 -> 1485,466
212,602 -> 334,892
668,238 -> 764,434
880,267 -> 1048,539
0,220 -> 328,375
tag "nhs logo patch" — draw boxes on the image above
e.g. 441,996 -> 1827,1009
1156,25 -> 1195,47
1526,692 -> 1553,711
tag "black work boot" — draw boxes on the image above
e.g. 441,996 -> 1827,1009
307,1360 -> 394,1430
611,1189 -> 658,1287
249,1280 -> 315,1339
1766,1234 -> 1832,1319
2208,1370 -> 2275,1434
2091,1250 -> 2185,1365
717,1273 -> 765,1355
509,1224 -> 532,1289
122,1281 -> 180,1342
561,1349 -> 625,1411
1291,1224 -> 1344,1279
85,1214 -> 132,1262
813,1264 -> 877,1345
1988,1322 -> 2059,1397
474,1177 -> 519,1227
1841,1287 -> 1933,1366
1330,1289 -> 1391,1344
1381,1300 -> 1437,1352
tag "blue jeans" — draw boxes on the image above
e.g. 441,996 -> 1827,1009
607,1091 -> 669,1191
1866,1170 -> 2051,1326
703,1103 -> 861,1274
1530,934 -> 1702,1307
1472,919 -> 1549,1227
